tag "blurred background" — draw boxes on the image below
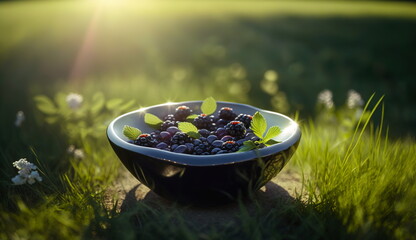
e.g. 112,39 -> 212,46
1,0 -> 415,137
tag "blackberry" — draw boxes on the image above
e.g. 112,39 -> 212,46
216,119 -> 229,128
210,148 -> 222,154
193,144 -> 209,155
193,114 -> 212,129
156,142 -> 169,150
160,120 -> 178,131
174,145 -> 188,153
215,127 -> 227,138
218,107 -> 237,120
171,132 -> 190,145
198,129 -> 210,137
225,121 -> 246,139
235,114 -> 253,128
221,141 -> 240,152
209,115 -> 218,123
174,106 -> 192,121
164,114 -> 176,121
159,131 -> 172,142
193,138 -> 211,155
134,134 -> 154,147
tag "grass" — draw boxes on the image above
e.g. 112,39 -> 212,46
2,94 -> 415,239
1,1 -> 416,239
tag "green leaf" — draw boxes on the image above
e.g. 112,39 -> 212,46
265,139 -> 280,146
91,92 -> 105,115
201,97 -> 217,115
238,140 -> 257,152
34,95 -> 57,114
178,122 -> 198,133
251,112 -> 267,139
45,116 -> 58,124
54,92 -> 68,110
186,114 -> 198,121
263,126 -> 282,142
123,125 -> 142,140
187,131 -> 201,139
178,122 -> 200,138
144,113 -> 163,128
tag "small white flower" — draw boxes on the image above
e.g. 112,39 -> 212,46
73,149 -> 85,159
11,158 -> 42,185
67,145 -> 75,154
317,89 -> 334,109
12,158 -> 36,171
11,175 -> 27,185
346,90 -> 364,109
14,111 -> 25,127
66,93 -> 83,110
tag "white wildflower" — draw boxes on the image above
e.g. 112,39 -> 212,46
66,93 -> 83,110
11,158 -> 42,185
67,145 -> 75,154
347,89 -> 364,109
14,111 -> 25,127
317,89 -> 334,109
13,158 -> 36,171
73,149 -> 85,160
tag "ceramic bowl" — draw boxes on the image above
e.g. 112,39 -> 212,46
107,101 -> 301,205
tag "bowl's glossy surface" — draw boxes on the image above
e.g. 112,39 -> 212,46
107,101 -> 301,205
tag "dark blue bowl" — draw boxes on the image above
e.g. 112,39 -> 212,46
107,101 -> 301,205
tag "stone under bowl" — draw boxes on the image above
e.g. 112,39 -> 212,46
107,101 -> 301,205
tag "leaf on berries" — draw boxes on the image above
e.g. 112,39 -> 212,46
237,141 -> 257,152
263,126 -> 281,142
144,113 -> 163,128
201,97 -> 217,115
123,125 -> 142,140
265,139 -> 280,146
178,122 -> 200,139
186,114 -> 198,121
178,122 -> 198,133
187,131 -> 201,139
251,112 -> 267,139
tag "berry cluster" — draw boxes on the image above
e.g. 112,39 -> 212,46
129,106 -> 258,155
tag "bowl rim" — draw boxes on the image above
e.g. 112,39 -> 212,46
107,100 -> 301,166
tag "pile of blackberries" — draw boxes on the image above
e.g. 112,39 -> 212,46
131,106 -> 259,155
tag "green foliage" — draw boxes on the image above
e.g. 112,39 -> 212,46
186,114 -> 198,121
251,112 -> 267,139
34,95 -> 58,114
239,112 -> 281,152
201,97 -> 217,115
238,140 -> 257,152
263,126 -> 281,143
144,113 -> 163,129
122,125 -> 141,140
178,122 -> 201,139
3,90 -> 416,240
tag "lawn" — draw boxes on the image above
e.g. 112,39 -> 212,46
0,1 -> 416,239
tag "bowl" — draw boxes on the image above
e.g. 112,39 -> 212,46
107,101 -> 301,205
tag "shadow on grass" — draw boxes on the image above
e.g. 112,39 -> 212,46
112,182 -> 353,239
117,182 -> 297,233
